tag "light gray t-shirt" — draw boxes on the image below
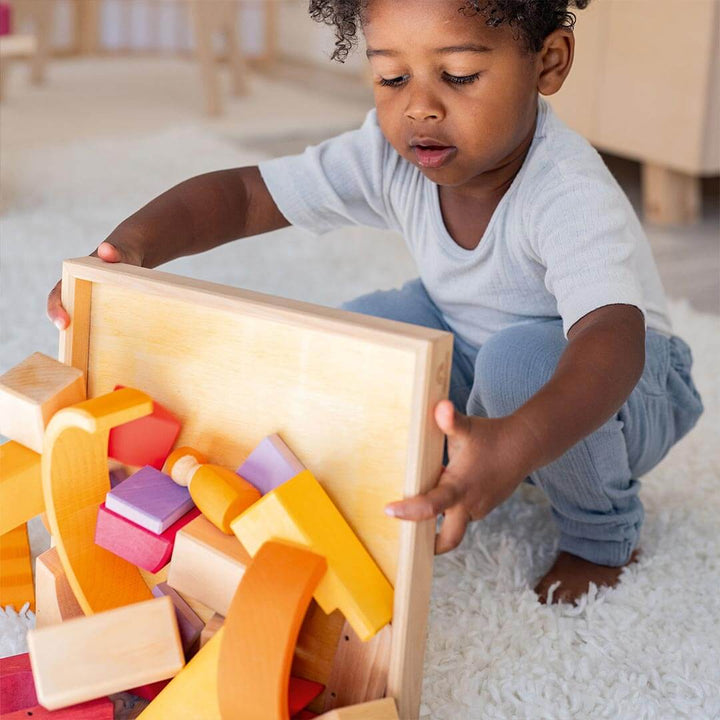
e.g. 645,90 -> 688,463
258,98 -> 672,347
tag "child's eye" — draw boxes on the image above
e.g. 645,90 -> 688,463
444,72 -> 481,85
379,75 -> 409,88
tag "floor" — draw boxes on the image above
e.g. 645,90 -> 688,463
1,55 -> 718,314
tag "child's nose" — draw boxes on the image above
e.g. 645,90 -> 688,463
404,87 -> 445,122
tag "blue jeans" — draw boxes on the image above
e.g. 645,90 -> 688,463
341,279 -> 704,566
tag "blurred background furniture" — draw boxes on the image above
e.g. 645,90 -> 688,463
547,0 -> 719,226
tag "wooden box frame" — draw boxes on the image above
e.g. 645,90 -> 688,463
59,257 -> 452,719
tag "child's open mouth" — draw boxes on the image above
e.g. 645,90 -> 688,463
411,145 -> 457,169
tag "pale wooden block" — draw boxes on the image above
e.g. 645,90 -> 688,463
34,547 -> 83,628
199,613 -> 224,649
167,515 -> 250,616
0,352 -> 85,453
27,596 -> 184,710
317,697 -> 400,720
0,33 -> 37,58
642,163 -> 702,226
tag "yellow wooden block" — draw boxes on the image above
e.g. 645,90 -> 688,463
167,515 -> 251,616
34,547 -> 83,628
42,387 -> 155,614
137,627 -> 224,720
231,470 -> 393,641
0,352 -> 85,453
0,440 -> 44,535
27,595 -> 185,710
317,698 -> 400,720
0,523 -> 35,611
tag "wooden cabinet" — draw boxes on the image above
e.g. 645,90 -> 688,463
547,0 -> 719,225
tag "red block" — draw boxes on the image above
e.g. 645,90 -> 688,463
288,677 -> 324,716
95,504 -> 201,572
130,679 -> 170,702
0,3 -> 11,36
108,386 -> 181,469
292,712 -> 319,719
0,653 -> 112,718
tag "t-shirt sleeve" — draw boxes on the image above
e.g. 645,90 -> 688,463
257,109 -> 397,235
528,177 -> 647,337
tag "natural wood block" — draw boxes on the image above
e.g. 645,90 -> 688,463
0,440 -> 43,536
106,465 -> 195,534
34,547 -> 83,628
316,698 -> 399,720
95,503 -> 201,573
231,470 -> 394,641
108,385 -> 181,469
642,163 -> 702,226
322,623 -> 392,712
27,596 -> 185,710
0,523 -> 35,611
218,541 -> 327,720
151,582 -> 204,658
237,433 -> 306,495
167,515 -> 251,616
60,258 -> 451,720
0,352 -> 85,453
200,612 -> 224,648
42,387 -> 155,615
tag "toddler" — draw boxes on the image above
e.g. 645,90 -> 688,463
47,0 -> 704,604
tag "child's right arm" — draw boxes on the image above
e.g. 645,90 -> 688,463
47,167 -> 290,329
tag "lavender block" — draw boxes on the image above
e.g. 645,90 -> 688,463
105,465 -> 194,534
236,433 -> 305,495
152,582 -> 203,658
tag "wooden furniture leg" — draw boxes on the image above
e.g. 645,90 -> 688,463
642,163 -> 702,226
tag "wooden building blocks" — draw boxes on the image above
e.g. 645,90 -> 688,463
95,503 -> 201,573
200,612 -> 224,648
237,433 -> 306,495
34,547 -> 83,628
167,515 -> 250,617
0,523 -> 35,611
316,698 -> 400,720
218,540 -> 327,720
0,440 -> 43,536
0,698 -> 114,719
108,385 -> 181,469
231,470 -> 394,642
164,446 -> 261,533
0,352 -> 85,453
151,582 -> 204,658
42,387 -> 155,614
27,596 -> 184,710
105,465 -> 195,534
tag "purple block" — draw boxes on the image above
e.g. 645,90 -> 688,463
109,467 -> 129,488
105,465 -> 194,534
152,582 -> 203,659
236,434 -> 305,495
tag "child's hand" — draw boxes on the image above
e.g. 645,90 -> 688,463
47,241 -> 143,330
385,400 -> 534,554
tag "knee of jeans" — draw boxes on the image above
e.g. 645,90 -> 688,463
470,322 -> 566,417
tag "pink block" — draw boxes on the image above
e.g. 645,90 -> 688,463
0,4 -> 11,36
95,503 -> 201,572
237,434 -> 305,495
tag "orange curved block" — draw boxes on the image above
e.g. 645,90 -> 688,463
42,388 -> 155,614
218,541 -> 327,720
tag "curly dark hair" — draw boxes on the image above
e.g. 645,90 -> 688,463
309,0 -> 591,63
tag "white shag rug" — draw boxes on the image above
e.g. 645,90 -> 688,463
1,126 -> 719,720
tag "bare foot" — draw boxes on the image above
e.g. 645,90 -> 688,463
534,549 -> 640,605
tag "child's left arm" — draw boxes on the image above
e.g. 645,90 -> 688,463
385,303 -> 646,554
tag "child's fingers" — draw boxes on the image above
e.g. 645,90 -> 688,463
434,400 -> 471,438
96,241 -> 124,262
385,481 -> 461,521
435,504 -> 470,554
46,279 -> 70,330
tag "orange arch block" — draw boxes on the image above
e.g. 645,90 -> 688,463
218,541 -> 327,720
42,388 -> 155,614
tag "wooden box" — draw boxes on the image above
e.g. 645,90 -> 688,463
58,257 -> 452,719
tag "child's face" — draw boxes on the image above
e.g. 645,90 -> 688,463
363,0 -> 542,193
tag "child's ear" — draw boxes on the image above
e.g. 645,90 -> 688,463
537,29 -> 575,96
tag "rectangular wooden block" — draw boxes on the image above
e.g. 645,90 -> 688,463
95,503 -> 201,573
0,352 -> 85,453
27,596 -> 185,710
152,582 -> 204,658
106,465 -> 195,534
167,515 -> 250,617
34,547 -> 83,628
59,257 -> 451,720
0,523 -> 35,611
0,440 -> 44,536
